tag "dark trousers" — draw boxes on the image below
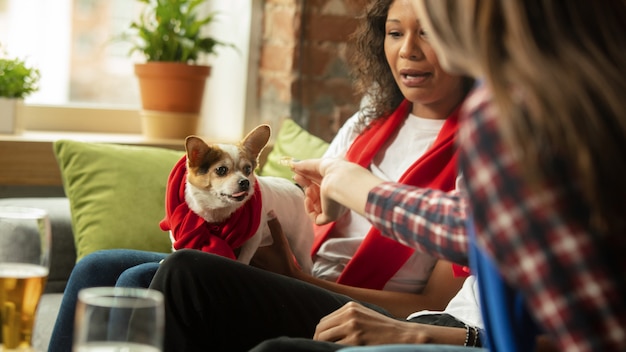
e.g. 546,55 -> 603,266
149,250 -> 391,352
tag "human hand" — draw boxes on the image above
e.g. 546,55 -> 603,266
290,158 -> 352,224
250,214 -> 301,277
313,302 -> 422,345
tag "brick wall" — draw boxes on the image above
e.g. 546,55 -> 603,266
258,0 -> 367,142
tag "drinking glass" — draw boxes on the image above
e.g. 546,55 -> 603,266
73,287 -> 164,352
0,206 -> 51,351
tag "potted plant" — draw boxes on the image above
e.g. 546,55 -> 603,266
0,48 -> 40,134
122,0 -> 235,139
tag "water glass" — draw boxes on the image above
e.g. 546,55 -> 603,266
73,287 -> 164,352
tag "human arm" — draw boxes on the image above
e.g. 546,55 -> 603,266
313,301 -> 561,350
313,301 -> 468,346
252,217 -> 465,318
292,158 -> 470,265
458,86 -> 626,350
298,259 -> 465,318
291,157 -> 381,224
314,302 -> 559,350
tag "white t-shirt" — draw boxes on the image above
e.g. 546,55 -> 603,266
313,110 -> 449,293
407,275 -> 483,328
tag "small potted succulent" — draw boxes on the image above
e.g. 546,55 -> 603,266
122,0 -> 235,139
0,48 -> 40,134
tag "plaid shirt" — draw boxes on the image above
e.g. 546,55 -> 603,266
365,85 -> 626,351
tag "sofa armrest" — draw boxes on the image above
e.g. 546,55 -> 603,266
0,197 -> 76,293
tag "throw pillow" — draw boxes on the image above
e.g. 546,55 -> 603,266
259,119 -> 329,179
53,140 -> 184,261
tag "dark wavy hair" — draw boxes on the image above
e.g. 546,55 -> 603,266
349,0 -> 402,129
348,0 -> 473,131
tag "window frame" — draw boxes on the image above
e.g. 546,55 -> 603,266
8,0 -> 262,140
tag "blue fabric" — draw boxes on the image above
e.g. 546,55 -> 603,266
48,249 -> 168,352
117,262 -> 162,288
467,218 -> 540,352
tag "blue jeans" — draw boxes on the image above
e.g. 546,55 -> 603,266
48,249 -> 168,352
250,337 -> 487,352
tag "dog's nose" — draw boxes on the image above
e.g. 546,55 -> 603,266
239,179 -> 250,191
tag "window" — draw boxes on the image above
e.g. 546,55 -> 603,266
0,0 -> 260,140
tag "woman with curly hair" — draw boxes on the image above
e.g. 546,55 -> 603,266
287,1 -> 626,351
49,0 -> 475,351
148,0 -> 478,350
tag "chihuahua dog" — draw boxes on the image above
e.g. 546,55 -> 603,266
175,124 -> 313,272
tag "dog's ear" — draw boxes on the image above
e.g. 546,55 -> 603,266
185,136 -> 211,168
241,124 -> 271,158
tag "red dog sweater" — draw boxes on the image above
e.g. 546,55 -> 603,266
160,156 -> 262,260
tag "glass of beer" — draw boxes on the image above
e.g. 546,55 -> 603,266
0,207 -> 51,351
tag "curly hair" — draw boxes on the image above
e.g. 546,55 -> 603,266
348,0 -> 473,132
348,0 -> 403,130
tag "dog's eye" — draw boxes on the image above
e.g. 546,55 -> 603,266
215,166 -> 228,176
243,165 -> 252,175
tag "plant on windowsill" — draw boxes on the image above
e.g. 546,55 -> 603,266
0,48 -> 40,134
121,0 -> 236,139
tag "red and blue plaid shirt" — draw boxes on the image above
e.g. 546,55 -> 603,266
365,84 -> 626,351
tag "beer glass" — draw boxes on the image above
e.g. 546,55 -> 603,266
0,207 -> 51,351
73,287 -> 164,352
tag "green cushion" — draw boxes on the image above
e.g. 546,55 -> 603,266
53,140 -> 184,261
259,119 -> 329,179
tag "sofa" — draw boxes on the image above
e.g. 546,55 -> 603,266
0,119 -> 329,351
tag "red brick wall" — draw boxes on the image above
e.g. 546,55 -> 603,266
258,0 -> 367,142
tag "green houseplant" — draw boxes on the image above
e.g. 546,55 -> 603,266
126,0 -> 233,63
0,49 -> 40,134
0,54 -> 40,99
122,0 -> 235,139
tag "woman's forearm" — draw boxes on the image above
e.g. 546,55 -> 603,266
292,261 -> 465,319
410,324 -> 468,345
294,271 -> 446,318
322,161 -> 384,218
292,158 -> 470,264
365,183 -> 470,265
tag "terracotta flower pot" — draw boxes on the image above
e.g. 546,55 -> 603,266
139,110 -> 200,140
134,62 -> 211,139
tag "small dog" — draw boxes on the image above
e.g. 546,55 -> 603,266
170,124 -> 313,272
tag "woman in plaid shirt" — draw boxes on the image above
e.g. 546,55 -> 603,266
293,1 -> 626,351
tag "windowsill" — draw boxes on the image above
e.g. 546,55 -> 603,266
0,130 -> 186,145
1,130 -> 272,195
0,130 -> 188,188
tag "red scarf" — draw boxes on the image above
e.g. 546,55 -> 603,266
311,99 -> 464,290
159,156 -> 262,260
